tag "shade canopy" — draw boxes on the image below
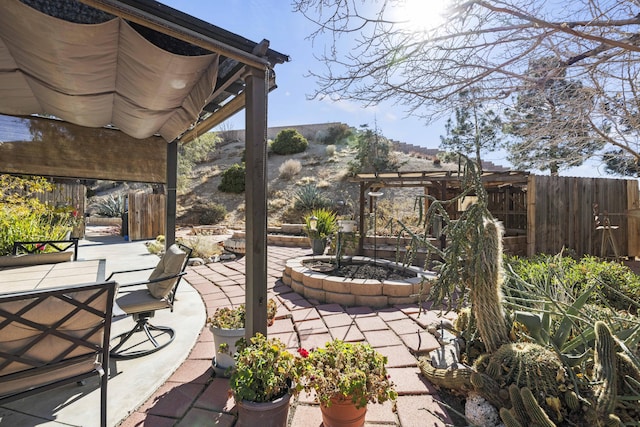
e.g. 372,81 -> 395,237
0,0 -> 289,182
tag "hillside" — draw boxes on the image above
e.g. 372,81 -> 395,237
176,137 -> 455,230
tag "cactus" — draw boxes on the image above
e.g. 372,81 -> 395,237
500,407 -> 524,427
470,371 -> 507,408
417,357 -> 473,391
520,387 -> 557,427
473,342 -> 568,423
594,321 -> 617,417
499,386 -> 557,427
470,218 -> 511,353
508,383 -> 530,425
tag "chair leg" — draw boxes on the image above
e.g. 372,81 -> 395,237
110,317 -> 175,359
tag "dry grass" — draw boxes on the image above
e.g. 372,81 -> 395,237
178,138 -> 443,229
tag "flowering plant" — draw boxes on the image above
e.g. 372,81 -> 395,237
229,333 -> 297,402
295,339 -> 397,408
206,305 -> 245,329
206,299 -> 278,329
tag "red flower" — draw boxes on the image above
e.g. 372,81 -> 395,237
297,348 -> 309,358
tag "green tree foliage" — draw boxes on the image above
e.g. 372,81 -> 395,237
0,175 -> 76,255
603,149 -> 640,176
504,58 -> 605,174
348,125 -> 399,176
320,123 -> 354,145
271,129 -> 309,155
440,90 -> 502,171
218,163 -> 245,193
178,132 -> 219,192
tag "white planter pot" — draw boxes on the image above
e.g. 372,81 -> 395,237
337,220 -> 357,233
210,326 -> 245,374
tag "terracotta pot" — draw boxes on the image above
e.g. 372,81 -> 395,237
210,326 -> 245,373
236,393 -> 291,427
320,396 -> 367,427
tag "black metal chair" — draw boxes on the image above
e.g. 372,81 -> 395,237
108,243 -> 192,359
0,281 -> 117,427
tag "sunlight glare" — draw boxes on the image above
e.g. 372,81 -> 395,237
393,0 -> 451,32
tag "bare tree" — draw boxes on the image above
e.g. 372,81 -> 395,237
293,0 -> 640,174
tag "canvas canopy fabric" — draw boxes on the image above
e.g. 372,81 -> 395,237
0,0 -> 219,143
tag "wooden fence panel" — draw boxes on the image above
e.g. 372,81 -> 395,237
127,193 -> 165,241
627,181 -> 640,257
33,182 -> 86,238
532,175 -> 632,258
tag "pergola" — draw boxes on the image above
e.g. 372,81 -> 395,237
0,0 -> 289,337
352,170 -> 530,253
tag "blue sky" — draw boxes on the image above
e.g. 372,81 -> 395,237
161,2 -> 453,149
161,0 -> 614,178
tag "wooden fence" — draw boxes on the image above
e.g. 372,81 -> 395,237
527,175 -> 640,258
127,192 -> 165,241
34,181 -> 86,238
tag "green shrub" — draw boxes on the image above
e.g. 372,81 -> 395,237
198,202 -> 227,225
293,183 -> 330,212
578,256 -> 640,312
271,129 -> 308,155
218,163 -> 245,193
505,253 -> 640,313
0,175 -> 75,255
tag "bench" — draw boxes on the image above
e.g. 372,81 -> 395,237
0,281 -> 117,427
12,238 -> 79,260
0,239 -> 80,268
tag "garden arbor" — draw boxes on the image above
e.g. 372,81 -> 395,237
0,0 -> 289,337
354,171 -> 640,259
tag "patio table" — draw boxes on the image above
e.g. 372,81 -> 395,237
0,259 -> 106,293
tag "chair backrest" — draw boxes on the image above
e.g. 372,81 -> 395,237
146,243 -> 192,301
0,281 -> 116,427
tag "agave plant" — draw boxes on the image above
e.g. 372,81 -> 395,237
90,194 -> 125,218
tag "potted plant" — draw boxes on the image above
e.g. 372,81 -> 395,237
295,339 -> 397,427
207,299 -> 278,373
304,208 -> 338,255
229,333 -> 297,427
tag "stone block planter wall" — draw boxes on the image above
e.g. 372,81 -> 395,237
282,256 -> 436,308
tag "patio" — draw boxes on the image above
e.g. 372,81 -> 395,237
0,232 -> 453,426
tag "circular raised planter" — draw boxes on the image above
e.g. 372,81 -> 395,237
282,256 -> 436,308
